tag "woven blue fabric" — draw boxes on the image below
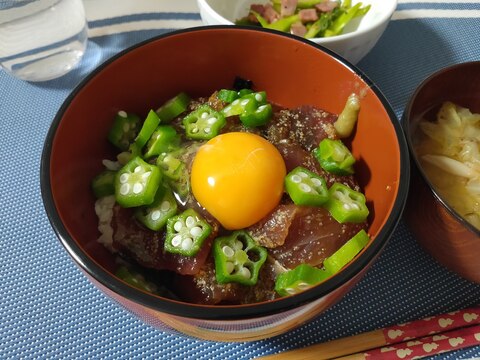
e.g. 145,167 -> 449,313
1,4 -> 480,360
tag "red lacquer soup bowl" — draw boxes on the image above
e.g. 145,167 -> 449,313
41,26 -> 409,341
402,61 -> 480,284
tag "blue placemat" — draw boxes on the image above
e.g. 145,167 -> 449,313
1,1 -> 480,359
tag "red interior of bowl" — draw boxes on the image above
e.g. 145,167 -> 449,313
48,28 -> 402,298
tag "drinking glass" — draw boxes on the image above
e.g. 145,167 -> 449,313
0,0 -> 88,82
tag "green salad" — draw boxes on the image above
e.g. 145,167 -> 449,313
236,0 -> 371,38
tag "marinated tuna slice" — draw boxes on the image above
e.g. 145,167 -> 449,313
248,204 -> 300,248
269,206 -> 366,269
207,91 -> 227,111
219,115 -> 262,135
111,204 -> 216,275
172,258 -> 278,304
276,141 -> 320,172
275,140 -> 360,190
265,105 -> 338,151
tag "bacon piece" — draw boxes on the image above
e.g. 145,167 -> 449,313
249,3 -> 280,23
248,4 -> 267,23
299,8 -> 318,22
316,1 -> 338,13
110,205 -> 217,275
281,0 -> 298,17
263,3 -> 280,23
290,21 -> 307,37
269,206 -> 367,269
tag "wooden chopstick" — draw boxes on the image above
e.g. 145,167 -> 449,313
256,306 -> 480,360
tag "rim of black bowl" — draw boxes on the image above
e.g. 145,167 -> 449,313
41,25 -> 411,321
401,61 -> 480,237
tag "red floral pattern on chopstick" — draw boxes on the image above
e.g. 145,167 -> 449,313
381,306 -> 480,344
365,324 -> 480,359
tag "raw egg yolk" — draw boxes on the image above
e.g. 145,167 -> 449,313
191,132 -> 286,230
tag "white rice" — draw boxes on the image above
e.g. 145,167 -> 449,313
94,195 -> 116,252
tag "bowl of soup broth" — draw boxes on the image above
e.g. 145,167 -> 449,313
402,61 -> 480,284
41,26 -> 409,341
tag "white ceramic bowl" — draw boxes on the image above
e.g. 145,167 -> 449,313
197,0 -> 397,64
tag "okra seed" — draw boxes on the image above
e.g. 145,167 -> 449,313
201,112 -> 209,119
171,235 -> 182,247
234,240 -> 243,250
298,172 -> 308,178
160,201 -> 170,212
207,117 -> 217,124
351,203 -> 360,210
226,262 -> 234,274
285,288 -> 297,295
134,166 -> 142,173
190,226 -> 203,238
151,210 -> 161,221
255,93 -> 263,102
343,203 -> 352,210
311,178 -> 322,187
257,105 -> 267,112
297,282 -> 311,290
181,238 -> 193,251
119,173 -> 129,184
185,216 -> 195,228
222,246 -> 235,258
223,105 -> 232,113
191,127 -> 199,133
204,127 -> 211,134
300,183 -> 312,193
142,171 -> 151,180
133,183 -> 143,194
174,221 -> 183,232
119,183 -> 130,195
240,99 -> 250,106
239,267 -> 251,279
290,174 -> 302,183
118,110 -> 127,118
232,99 -> 239,105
